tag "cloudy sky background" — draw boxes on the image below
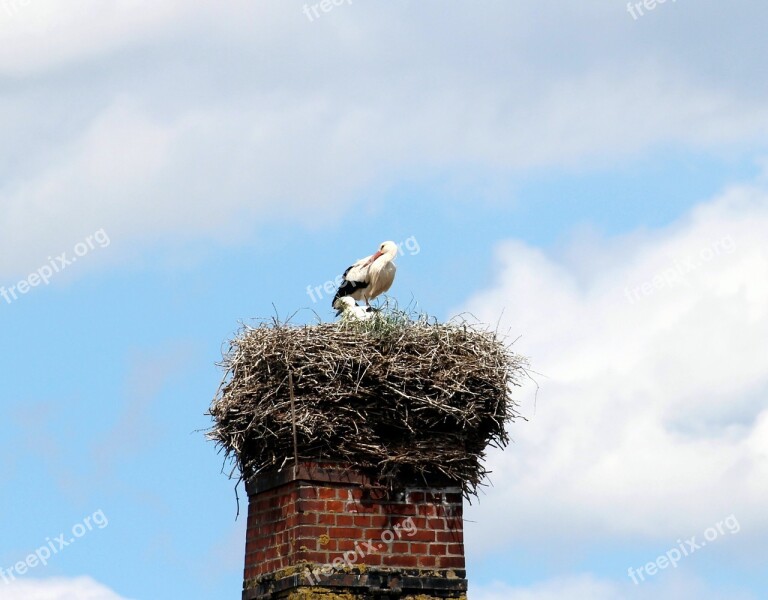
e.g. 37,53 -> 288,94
1,1 -> 767,598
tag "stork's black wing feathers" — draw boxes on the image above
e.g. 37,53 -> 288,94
332,272 -> 369,307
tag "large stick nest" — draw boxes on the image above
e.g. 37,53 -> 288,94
208,312 -> 527,497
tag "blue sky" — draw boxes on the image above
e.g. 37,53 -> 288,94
2,2 -> 768,599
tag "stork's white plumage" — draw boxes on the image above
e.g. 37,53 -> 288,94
335,296 -> 374,321
332,240 -> 398,313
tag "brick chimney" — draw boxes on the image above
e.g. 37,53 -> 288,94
243,462 -> 468,600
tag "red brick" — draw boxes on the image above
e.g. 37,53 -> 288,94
429,543 -> 447,556
368,515 -> 390,528
264,508 -> 282,522
447,543 -> 464,555
344,502 -> 378,514
438,556 -> 465,569
402,516 -> 428,531
300,500 -> 327,512
353,515 -> 372,527
323,538 -> 339,552
391,541 -> 409,554
335,538 -> 357,553
300,526 -> 329,539
361,553 -> 382,566
435,529 -> 462,543
294,538 -> 318,551
410,542 -> 428,554
325,500 -> 345,513
405,529 -> 435,543
333,527 -> 360,539
335,515 -> 354,526
383,553 -> 418,567
386,504 -> 418,516
319,488 -> 337,499
298,512 -> 318,525
418,555 -> 438,568
363,528 -> 385,540
303,551 -> 330,564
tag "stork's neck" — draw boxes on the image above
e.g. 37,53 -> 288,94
368,250 -> 395,277
377,248 -> 397,264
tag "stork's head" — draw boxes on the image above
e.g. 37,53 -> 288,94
369,240 -> 398,263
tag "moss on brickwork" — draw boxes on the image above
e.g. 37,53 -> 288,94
285,589 -> 359,600
284,591 -> 466,600
403,596 -> 467,600
245,563 -> 467,599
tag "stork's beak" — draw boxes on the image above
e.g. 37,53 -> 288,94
367,250 -> 383,265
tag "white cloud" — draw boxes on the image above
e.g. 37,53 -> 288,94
462,181 -> 768,549
472,576 -> 617,600
2,3 -> 768,276
0,577 -> 129,600
471,573 -> 758,600
0,0 -> 197,73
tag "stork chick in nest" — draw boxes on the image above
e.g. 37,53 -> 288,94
334,296 -> 375,321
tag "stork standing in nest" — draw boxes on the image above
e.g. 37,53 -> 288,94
332,240 -> 398,315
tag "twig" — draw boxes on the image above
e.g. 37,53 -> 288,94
289,370 -> 299,466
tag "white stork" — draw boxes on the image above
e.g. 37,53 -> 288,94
332,240 -> 398,313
